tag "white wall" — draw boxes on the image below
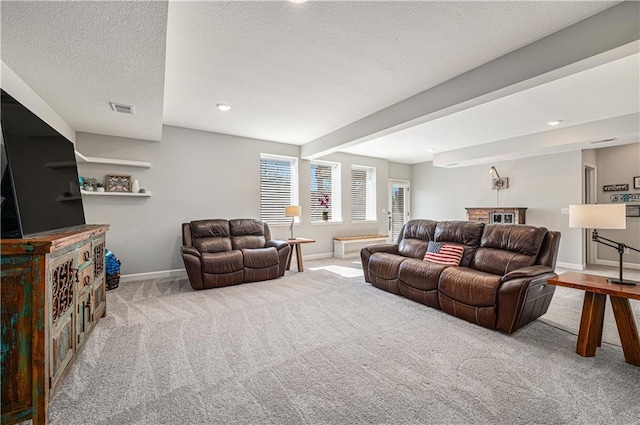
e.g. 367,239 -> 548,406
411,151 -> 584,268
595,143 -> 640,267
77,126 -> 389,275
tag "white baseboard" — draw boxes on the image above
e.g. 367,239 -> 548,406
555,262 -> 584,271
595,259 -> 640,270
120,268 -> 187,283
304,252 -> 334,260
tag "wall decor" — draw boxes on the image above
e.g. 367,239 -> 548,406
610,193 -> 640,203
603,183 -> 629,192
626,205 -> 640,217
106,175 -> 131,192
634,176 -> 640,190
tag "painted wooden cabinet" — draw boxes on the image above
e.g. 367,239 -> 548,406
1,224 -> 109,425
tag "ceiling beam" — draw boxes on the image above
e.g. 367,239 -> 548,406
300,1 -> 640,160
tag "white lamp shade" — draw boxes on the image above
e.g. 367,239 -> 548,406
285,205 -> 301,217
569,204 -> 626,229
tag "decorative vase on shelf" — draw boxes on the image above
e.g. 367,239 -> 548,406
131,179 -> 140,193
96,187 -> 105,192
322,211 -> 329,221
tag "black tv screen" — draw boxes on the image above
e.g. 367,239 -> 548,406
1,89 -> 85,238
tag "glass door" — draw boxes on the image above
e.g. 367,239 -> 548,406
388,181 -> 410,242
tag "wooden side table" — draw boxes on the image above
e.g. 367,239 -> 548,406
547,272 -> 640,366
286,238 -> 316,272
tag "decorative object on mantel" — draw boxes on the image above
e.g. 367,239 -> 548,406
603,183 -> 629,192
131,178 -> 140,194
106,174 -> 131,192
96,183 -> 105,192
634,176 -> 640,190
626,205 -> 640,217
465,207 -> 526,224
569,204 -> 639,285
611,193 -> 640,203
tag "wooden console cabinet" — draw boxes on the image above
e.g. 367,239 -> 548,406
1,225 -> 109,425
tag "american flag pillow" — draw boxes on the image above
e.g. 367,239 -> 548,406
423,241 -> 464,266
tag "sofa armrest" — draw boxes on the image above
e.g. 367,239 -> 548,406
181,245 -> 201,258
360,244 -> 399,282
266,239 -> 291,277
501,265 -> 554,282
496,270 -> 558,333
266,239 -> 289,251
181,246 -> 203,290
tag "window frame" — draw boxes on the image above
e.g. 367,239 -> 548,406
259,153 -> 299,225
350,165 -> 377,223
310,160 -> 342,223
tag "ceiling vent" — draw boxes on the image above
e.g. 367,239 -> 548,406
110,102 -> 135,115
590,138 -> 617,144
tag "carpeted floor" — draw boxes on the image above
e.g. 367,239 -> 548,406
49,258 -> 640,425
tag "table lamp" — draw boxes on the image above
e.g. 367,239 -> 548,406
285,205 -> 301,240
569,204 -> 639,285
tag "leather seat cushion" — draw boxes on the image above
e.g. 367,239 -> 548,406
369,252 -> 407,280
398,258 -> 448,291
201,250 -> 243,274
438,266 -> 501,307
242,247 -> 278,268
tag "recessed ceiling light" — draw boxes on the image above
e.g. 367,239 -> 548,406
216,103 -> 231,112
289,0 -> 308,3
427,148 -> 436,152
109,102 -> 135,115
546,120 -> 563,126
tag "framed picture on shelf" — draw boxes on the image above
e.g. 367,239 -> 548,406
105,175 -> 131,192
634,176 -> 640,190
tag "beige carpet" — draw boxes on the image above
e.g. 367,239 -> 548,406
47,258 -> 640,424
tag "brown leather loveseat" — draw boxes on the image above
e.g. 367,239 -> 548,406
361,220 -> 561,333
181,218 -> 291,290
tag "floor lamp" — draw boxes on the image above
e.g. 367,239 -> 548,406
569,204 -> 639,285
285,205 -> 301,240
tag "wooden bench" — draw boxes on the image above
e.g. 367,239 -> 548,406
333,234 -> 389,258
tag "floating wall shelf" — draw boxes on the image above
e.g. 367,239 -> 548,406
81,190 -> 152,197
74,150 -> 151,168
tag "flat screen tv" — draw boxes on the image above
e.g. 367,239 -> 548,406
1,89 -> 85,238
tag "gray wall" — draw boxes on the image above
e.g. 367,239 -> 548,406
596,143 -> 640,265
411,151 -> 584,268
77,126 -> 388,275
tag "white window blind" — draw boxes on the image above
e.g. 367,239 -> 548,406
351,166 -> 376,221
260,154 -> 298,224
310,161 -> 341,222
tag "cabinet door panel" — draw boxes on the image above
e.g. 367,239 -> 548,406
51,313 -> 74,388
76,292 -> 92,347
93,280 -> 106,320
50,251 -> 76,325
93,239 -> 105,280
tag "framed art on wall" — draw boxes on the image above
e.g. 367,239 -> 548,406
105,175 -> 131,192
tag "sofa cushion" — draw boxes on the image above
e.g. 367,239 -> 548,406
471,224 -> 547,275
369,252 -> 407,280
434,221 -> 484,267
201,250 -> 243,274
423,242 -> 464,266
398,258 -> 448,291
398,220 -> 438,258
191,220 -> 232,253
438,267 -> 501,307
242,247 -> 278,268
230,219 -> 267,249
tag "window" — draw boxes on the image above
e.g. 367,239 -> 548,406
310,160 -> 341,222
260,154 -> 298,224
351,165 -> 376,221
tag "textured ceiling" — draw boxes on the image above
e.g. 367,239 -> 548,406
1,1 -> 636,165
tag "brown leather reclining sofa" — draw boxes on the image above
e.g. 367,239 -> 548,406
181,218 -> 291,290
361,220 -> 561,333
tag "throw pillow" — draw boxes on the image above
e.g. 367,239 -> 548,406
423,241 -> 464,266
